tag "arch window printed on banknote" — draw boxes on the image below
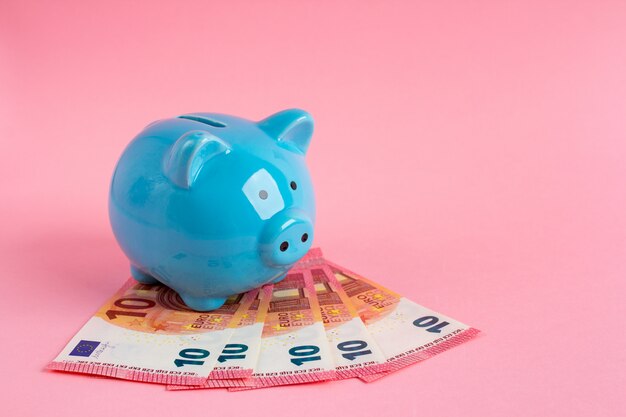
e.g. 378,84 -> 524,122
48,248 -> 479,389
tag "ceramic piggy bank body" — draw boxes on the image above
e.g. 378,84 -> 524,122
109,109 -> 315,311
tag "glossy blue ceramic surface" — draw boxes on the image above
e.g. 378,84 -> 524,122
109,109 -> 315,310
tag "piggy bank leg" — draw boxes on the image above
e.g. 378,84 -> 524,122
180,294 -> 227,311
130,265 -> 159,285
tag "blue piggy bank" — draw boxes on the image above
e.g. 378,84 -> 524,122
109,109 -> 315,311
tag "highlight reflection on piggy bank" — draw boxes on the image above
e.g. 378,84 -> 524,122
109,109 -> 315,311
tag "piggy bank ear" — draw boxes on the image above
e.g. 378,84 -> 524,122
258,109 -> 314,155
164,130 -> 231,189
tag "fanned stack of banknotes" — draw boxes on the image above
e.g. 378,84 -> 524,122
48,248 -> 479,390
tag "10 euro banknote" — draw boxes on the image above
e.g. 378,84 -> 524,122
48,279 -> 259,385
303,252 -> 480,382
49,248 -> 479,389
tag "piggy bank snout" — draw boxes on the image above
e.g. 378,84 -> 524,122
260,209 -> 313,267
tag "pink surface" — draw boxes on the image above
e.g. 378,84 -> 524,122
2,1 -> 626,416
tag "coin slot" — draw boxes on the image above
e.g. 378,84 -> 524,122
178,115 -> 227,128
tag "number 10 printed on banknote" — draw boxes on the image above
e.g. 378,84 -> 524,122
323,260 -> 480,382
49,248 -> 479,389
48,279 -> 262,385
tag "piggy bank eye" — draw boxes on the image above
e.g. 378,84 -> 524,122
290,181 -> 297,190
259,190 -> 268,200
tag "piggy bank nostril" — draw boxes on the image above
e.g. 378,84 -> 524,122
280,241 -> 289,252
301,233 -> 308,243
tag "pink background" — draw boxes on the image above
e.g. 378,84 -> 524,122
2,1 -> 625,416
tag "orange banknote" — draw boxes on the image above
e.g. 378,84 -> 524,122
48,278 -> 255,385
